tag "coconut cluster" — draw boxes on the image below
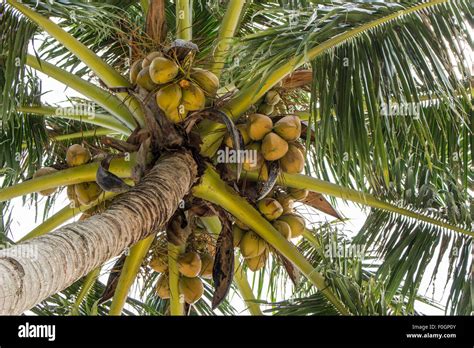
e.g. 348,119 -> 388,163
224,111 -> 305,177
232,187 -> 308,272
33,144 -> 102,207
130,50 -> 219,124
151,228 -> 215,305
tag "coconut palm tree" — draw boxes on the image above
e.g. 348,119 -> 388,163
0,0 -> 471,316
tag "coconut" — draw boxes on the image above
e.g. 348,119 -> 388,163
257,197 -> 284,221
261,132 -> 289,161
156,273 -> 170,299
66,144 -> 91,167
136,66 -> 156,91
142,51 -> 163,68
232,224 -> 245,248
149,57 -> 179,84
67,185 -> 81,207
278,214 -> 305,238
33,167 -> 58,196
288,188 -> 309,201
155,83 -> 182,112
280,144 -> 305,174
272,220 -> 292,240
248,113 -> 273,141
130,59 -> 144,84
240,230 -> 267,259
150,255 -> 168,273
179,276 -> 204,304
181,83 -> 206,111
242,142 -> 264,172
246,251 -> 268,272
74,182 -> 102,206
199,252 -> 214,279
264,90 -> 281,106
273,115 -> 302,141
190,68 -> 219,96
177,251 -> 202,277
257,103 -> 275,116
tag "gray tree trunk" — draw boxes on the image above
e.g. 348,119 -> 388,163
0,151 -> 197,315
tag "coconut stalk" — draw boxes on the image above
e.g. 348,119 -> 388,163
18,106 -> 132,135
26,55 -> 137,130
53,128 -> 117,142
0,156 -> 134,202
176,0 -> 192,41
168,242 -> 185,315
210,0 -> 246,79
109,234 -> 156,315
193,167 -> 349,314
245,171 -> 473,237
6,0 -> 145,126
233,257 -> 263,316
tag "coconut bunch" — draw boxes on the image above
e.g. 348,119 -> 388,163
232,187 -> 308,272
130,49 -> 219,124
33,144 -> 103,207
151,227 -> 215,305
223,111 -> 306,177
63,145 -> 103,207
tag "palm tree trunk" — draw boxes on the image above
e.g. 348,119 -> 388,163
0,151 -> 197,315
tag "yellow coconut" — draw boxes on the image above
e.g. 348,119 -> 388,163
280,144 -> 305,174
150,255 -> 168,273
142,51 -> 163,68
288,188 -> 309,201
232,224 -> 245,248
261,132 -> 289,161
199,252 -> 214,279
190,68 -> 219,96
179,276 -> 204,304
181,83 -> 206,111
136,66 -> 156,91
156,273 -> 170,299
74,182 -> 102,206
149,57 -> 179,84
246,251 -> 268,272
273,115 -> 302,141
66,144 -> 91,167
272,220 -> 292,240
278,214 -> 305,238
257,197 -> 284,221
240,230 -> 267,259
33,167 -> 58,196
248,113 -> 273,141
164,108 -> 187,124
276,194 -> 294,214
264,90 -> 281,106
155,83 -> 182,112
242,142 -> 264,172
177,251 -> 202,278
130,59 -> 144,84
67,185 -> 81,207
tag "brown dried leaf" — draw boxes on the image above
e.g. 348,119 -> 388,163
303,192 -> 342,219
211,215 -> 234,309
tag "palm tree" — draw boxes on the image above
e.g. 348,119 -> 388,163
0,0 -> 471,316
